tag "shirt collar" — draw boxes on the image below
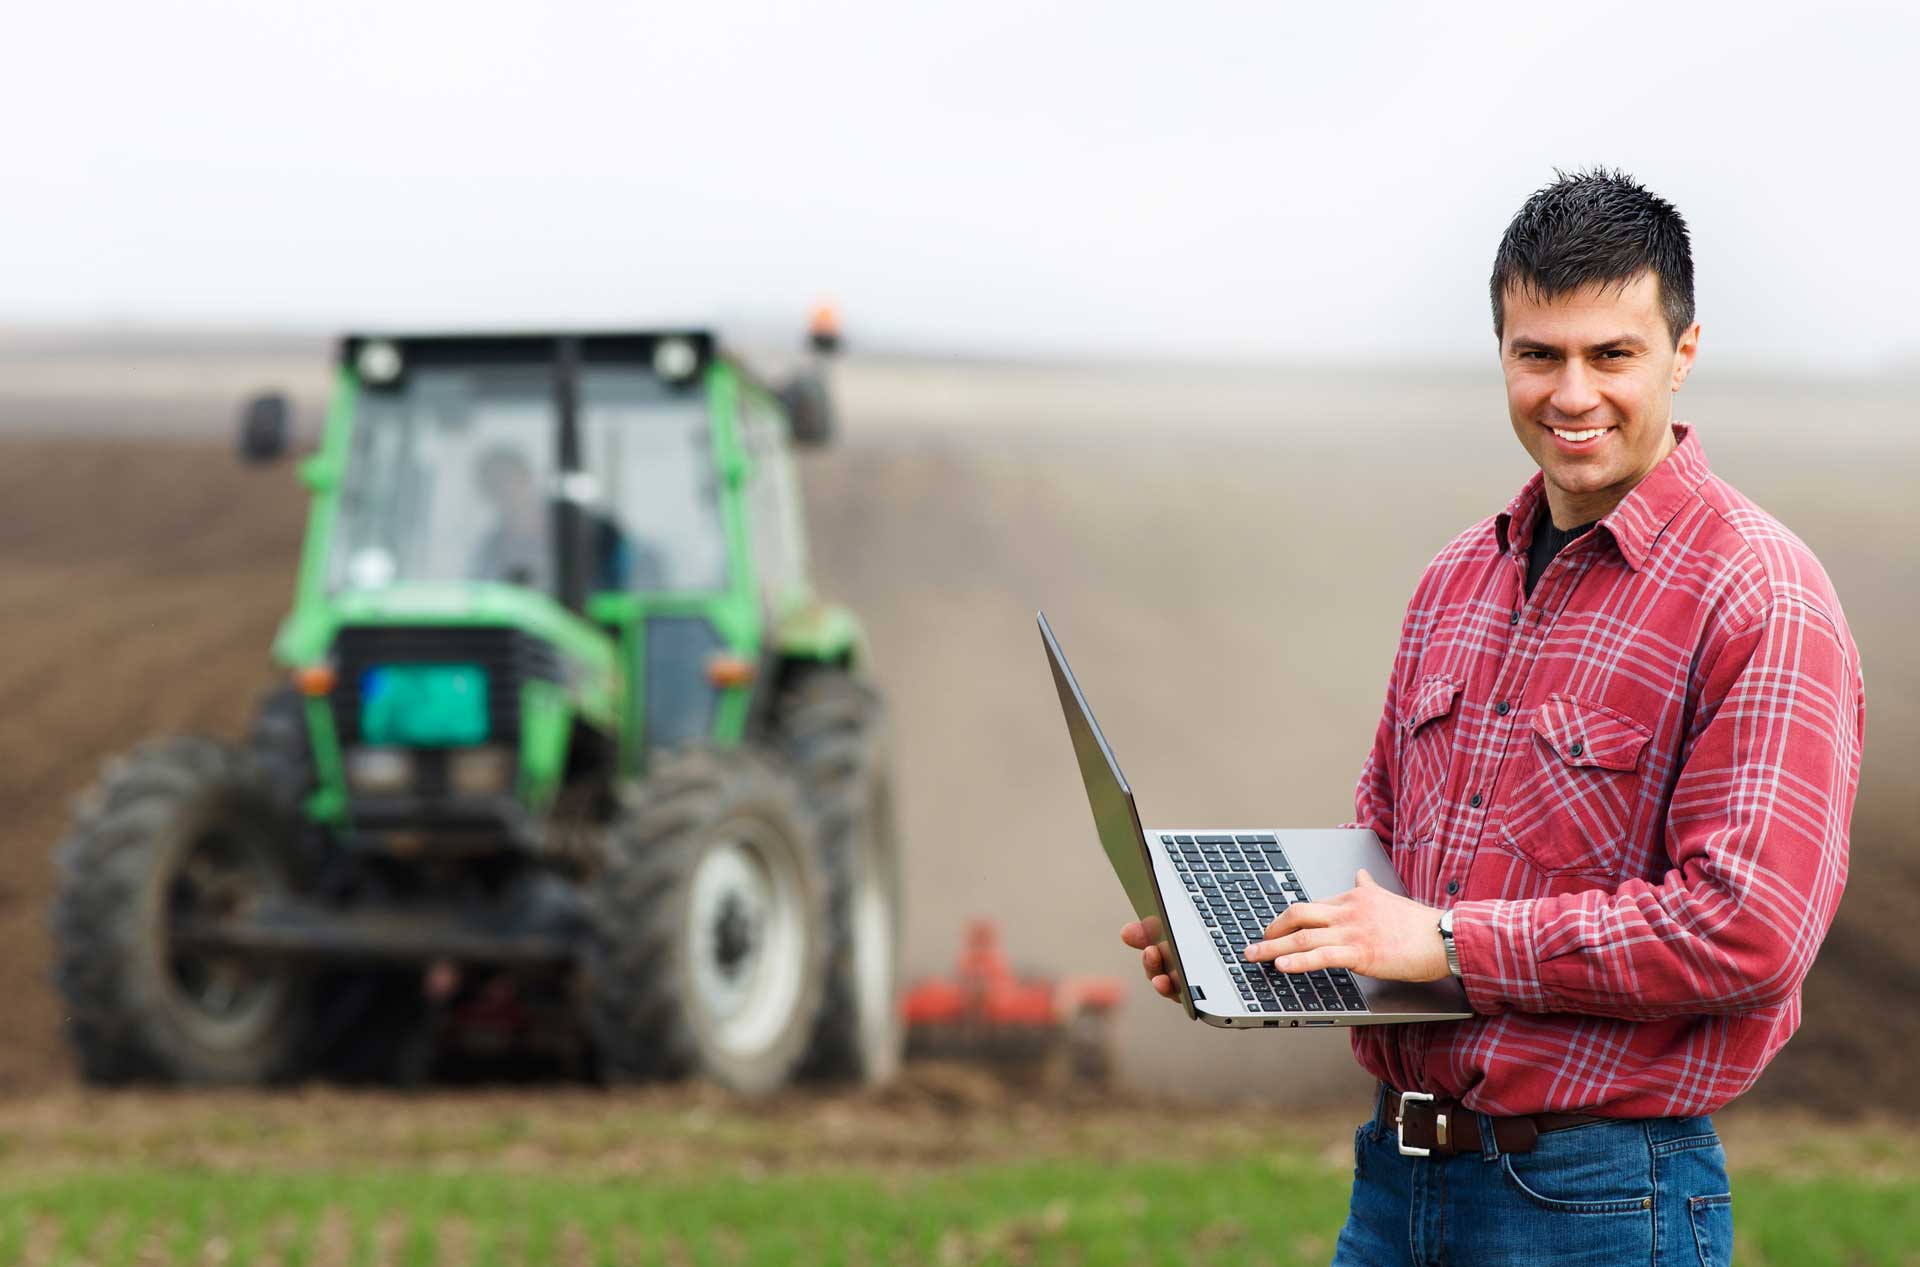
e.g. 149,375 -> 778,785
1493,423 -> 1710,572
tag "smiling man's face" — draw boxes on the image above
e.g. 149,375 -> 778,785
1500,270 -> 1700,528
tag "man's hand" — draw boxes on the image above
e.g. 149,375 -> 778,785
1118,918 -> 1180,1001
1246,869 -> 1450,982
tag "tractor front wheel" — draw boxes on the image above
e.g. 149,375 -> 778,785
583,747 -> 829,1095
51,738 -> 309,1084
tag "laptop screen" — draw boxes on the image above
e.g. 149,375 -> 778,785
1038,611 -> 1192,1013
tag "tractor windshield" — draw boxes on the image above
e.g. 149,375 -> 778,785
329,361 -> 728,596
578,369 -> 728,594
331,365 -> 561,593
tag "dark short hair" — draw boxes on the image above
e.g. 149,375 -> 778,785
1490,168 -> 1694,345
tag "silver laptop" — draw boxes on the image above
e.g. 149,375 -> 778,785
1040,611 -> 1471,1029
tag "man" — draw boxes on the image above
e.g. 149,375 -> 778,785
470,444 -> 662,591
1121,170 -> 1863,1264
471,444 -> 553,589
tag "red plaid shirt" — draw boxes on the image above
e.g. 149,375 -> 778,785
1350,424 -> 1863,1117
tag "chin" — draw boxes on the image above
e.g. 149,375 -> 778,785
1538,460 -> 1616,497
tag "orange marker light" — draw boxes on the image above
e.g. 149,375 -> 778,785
808,302 -> 843,355
705,655 -> 757,689
293,664 -> 337,697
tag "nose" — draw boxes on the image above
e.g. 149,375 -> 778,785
1548,359 -> 1602,420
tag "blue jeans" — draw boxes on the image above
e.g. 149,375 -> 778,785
1331,1095 -> 1733,1266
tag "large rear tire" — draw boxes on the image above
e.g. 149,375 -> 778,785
776,670 -> 905,1087
51,738 -> 310,1084
583,747 -> 829,1096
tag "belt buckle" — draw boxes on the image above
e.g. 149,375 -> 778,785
1396,1091 -> 1434,1157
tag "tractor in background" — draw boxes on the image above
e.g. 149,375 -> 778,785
51,314 -> 904,1095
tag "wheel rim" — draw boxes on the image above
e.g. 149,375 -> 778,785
162,825 -> 289,1050
687,820 -> 808,1059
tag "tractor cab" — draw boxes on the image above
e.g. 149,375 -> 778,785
245,328 -> 846,830
324,333 -> 738,605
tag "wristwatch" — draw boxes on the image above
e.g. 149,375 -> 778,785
1437,908 -> 1463,978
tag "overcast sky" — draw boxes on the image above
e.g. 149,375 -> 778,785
5,1 -> 1916,371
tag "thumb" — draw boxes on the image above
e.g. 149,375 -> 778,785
1355,868 -> 1379,889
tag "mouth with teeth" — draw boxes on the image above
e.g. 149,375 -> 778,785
1543,423 -> 1615,450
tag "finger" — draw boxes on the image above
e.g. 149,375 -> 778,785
1119,921 -> 1150,949
1355,868 -> 1379,889
1245,927 -> 1344,962
1141,945 -> 1163,975
1271,945 -> 1360,974
1151,973 -> 1174,998
1264,902 -> 1336,939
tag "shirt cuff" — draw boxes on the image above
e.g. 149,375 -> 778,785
1450,898 -> 1553,1015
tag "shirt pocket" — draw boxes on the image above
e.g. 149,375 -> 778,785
1497,693 -> 1652,877
1395,671 -> 1462,842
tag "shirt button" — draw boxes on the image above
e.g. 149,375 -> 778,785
1569,740 -> 1585,758
1495,699 -> 1510,716
1446,879 -> 1460,895
1509,609 -> 1521,626
1469,792 -> 1483,808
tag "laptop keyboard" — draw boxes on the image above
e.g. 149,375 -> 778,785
1162,833 -> 1369,1015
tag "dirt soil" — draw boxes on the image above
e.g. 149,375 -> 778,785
1,383 -> 1914,1114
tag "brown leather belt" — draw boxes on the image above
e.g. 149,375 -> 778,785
1378,1087 -> 1606,1157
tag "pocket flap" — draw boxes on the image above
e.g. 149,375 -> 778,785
1530,694 -> 1651,772
1400,673 -> 1462,733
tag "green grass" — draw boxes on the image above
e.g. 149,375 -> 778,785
3,1156 -> 1915,1267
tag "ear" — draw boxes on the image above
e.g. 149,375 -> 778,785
1671,321 -> 1701,392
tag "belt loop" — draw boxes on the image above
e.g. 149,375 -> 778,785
1478,1110 -> 1501,1162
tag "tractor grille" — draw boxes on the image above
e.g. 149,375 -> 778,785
330,625 -> 564,745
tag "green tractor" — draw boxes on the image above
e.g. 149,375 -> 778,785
50,321 -> 905,1094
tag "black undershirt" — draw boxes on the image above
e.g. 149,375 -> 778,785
1525,507 -> 1596,598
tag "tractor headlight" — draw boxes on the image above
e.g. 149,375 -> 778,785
652,337 -> 699,383
449,746 -> 515,796
346,747 -> 416,794
356,340 -> 404,385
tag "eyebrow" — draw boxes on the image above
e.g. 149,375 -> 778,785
1509,334 -> 1650,355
